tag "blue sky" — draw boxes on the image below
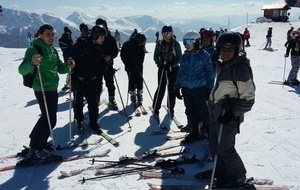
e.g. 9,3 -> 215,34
0,0 -> 291,20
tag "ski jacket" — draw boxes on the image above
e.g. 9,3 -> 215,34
120,38 -> 145,73
153,37 -> 182,68
203,45 -> 218,70
243,30 -> 250,39
286,39 -> 300,56
72,36 -> 104,80
18,38 -> 69,91
101,31 -> 119,68
266,29 -> 272,37
175,48 -> 215,90
58,33 -> 74,57
208,52 -> 255,123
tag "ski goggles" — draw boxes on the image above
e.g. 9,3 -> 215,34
183,39 -> 196,46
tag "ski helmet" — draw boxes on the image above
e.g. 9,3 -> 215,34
183,30 -> 200,49
161,25 -> 173,34
200,29 -> 216,45
95,18 -> 108,30
135,33 -> 146,45
91,25 -> 107,40
216,32 -> 242,56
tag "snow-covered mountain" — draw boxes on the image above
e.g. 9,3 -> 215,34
0,7 -> 227,48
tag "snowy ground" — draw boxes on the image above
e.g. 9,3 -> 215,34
0,21 -> 300,190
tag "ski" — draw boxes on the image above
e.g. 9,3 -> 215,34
162,105 -> 184,128
99,131 -> 119,147
152,129 -> 186,135
0,149 -> 111,172
268,81 -> 299,86
166,134 -> 186,141
147,183 -> 288,190
0,139 -> 103,160
142,172 -> 273,184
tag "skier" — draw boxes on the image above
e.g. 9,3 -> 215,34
174,30 -> 215,143
26,31 -> 33,46
71,25 -> 107,133
200,29 -> 219,70
114,29 -> 121,50
18,24 -> 75,164
243,28 -> 250,47
155,31 -> 159,43
264,27 -> 273,50
196,32 -> 256,189
284,30 -> 300,85
120,33 -> 147,106
152,25 -> 182,117
58,26 -> 74,90
284,26 -> 294,47
95,18 -> 119,110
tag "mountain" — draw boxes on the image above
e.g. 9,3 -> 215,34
0,7 -> 256,48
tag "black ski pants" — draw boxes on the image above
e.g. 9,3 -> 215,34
182,87 -> 210,128
98,65 -> 116,97
127,71 -> 143,92
152,66 -> 178,114
29,91 -> 58,150
74,78 -> 99,123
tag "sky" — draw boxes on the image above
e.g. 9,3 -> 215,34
0,0 -> 294,21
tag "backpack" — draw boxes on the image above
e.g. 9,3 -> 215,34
231,62 -> 254,95
23,45 -> 42,88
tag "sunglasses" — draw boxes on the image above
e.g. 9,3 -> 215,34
162,32 -> 171,37
183,39 -> 195,46
220,47 -> 235,52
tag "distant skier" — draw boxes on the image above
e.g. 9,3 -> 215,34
26,31 -> 33,46
243,28 -> 250,47
264,27 -> 273,50
284,26 -> 294,47
155,31 -> 159,43
114,29 -> 121,50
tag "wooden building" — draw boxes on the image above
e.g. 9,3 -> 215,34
261,3 -> 291,22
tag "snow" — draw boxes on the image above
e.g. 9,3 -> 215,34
1,21 -> 300,190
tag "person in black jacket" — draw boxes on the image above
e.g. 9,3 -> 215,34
284,30 -> 300,85
95,18 -> 120,110
72,25 -> 107,134
120,33 -> 147,106
264,27 -> 273,50
58,27 -> 74,90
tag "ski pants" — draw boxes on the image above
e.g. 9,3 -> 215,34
287,55 -> 300,82
209,120 -> 246,181
29,91 -> 58,150
127,71 -> 143,92
74,78 -> 99,123
265,37 -> 272,48
152,66 -> 178,114
182,87 -> 210,128
98,65 -> 116,97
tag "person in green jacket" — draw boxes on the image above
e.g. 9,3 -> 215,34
152,25 -> 182,118
18,24 -> 75,163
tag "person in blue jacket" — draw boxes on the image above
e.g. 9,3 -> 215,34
174,30 -> 215,143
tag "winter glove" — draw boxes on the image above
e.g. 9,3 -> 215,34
284,54 -> 289,58
175,88 -> 183,100
217,109 -> 235,125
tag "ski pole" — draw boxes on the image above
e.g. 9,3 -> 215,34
283,57 -> 287,83
260,41 -> 267,48
113,72 -> 132,130
141,73 -> 153,102
36,64 -> 56,151
165,70 -> 172,119
67,59 -> 73,143
153,66 -> 165,114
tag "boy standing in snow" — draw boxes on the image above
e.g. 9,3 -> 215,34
18,24 -> 75,164
174,30 -> 215,143
264,27 -> 273,49
152,25 -> 182,117
284,30 -> 300,85
196,32 -> 255,189
120,33 -> 147,106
